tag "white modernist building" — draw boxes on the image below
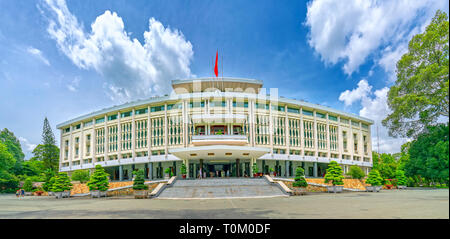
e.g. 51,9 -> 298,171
57,77 -> 373,180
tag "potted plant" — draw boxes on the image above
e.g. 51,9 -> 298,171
252,163 -> 259,177
133,169 -> 149,199
52,172 -> 73,199
269,167 -> 275,177
34,187 -> 44,196
23,178 -> 34,196
46,177 -> 56,196
292,167 -> 308,195
365,169 -> 383,192
324,161 -> 344,193
395,170 -> 408,189
180,163 -> 187,179
164,168 -> 171,179
87,165 -> 110,198
384,179 -> 394,189
42,169 -> 56,196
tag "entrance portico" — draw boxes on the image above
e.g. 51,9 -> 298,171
169,145 -> 269,178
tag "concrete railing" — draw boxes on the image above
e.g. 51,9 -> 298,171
264,175 -> 292,196
149,176 -> 177,198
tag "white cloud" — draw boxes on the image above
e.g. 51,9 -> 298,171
305,0 -> 447,75
41,0 -> 194,102
27,46 -> 50,66
18,137 -> 37,155
339,80 -> 408,153
67,77 -> 80,92
338,79 -> 372,106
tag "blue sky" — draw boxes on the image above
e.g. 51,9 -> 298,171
0,0 -> 448,159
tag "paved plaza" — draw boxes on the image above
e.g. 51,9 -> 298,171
0,189 -> 448,219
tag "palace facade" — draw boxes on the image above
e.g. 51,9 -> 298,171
57,77 -> 373,180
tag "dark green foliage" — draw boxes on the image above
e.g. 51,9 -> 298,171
87,165 -> 109,191
71,169 -> 90,183
41,118 -> 60,172
0,128 -> 25,175
292,167 -> 308,188
383,10 -> 449,138
42,169 -> 56,192
180,163 -> 187,175
0,141 -> 19,192
395,170 -> 408,186
51,172 -> 72,192
372,152 -> 399,180
252,163 -> 259,174
324,161 -> 344,186
23,178 -> 33,192
404,124 -> 449,185
366,170 -> 384,186
133,169 -> 148,190
347,165 -> 365,180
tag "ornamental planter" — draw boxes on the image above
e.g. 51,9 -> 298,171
164,174 -> 170,180
182,174 -> 186,179
55,191 -> 63,199
34,191 -> 44,196
326,185 -> 344,193
100,191 -> 107,197
62,191 -> 71,198
48,191 -> 55,196
292,187 -> 307,196
397,185 -> 407,189
91,190 -> 100,198
24,192 -> 33,196
366,186 -> 382,192
134,190 -> 148,199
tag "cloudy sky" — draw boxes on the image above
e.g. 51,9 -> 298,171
0,0 -> 448,159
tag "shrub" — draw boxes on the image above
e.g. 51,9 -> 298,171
252,163 -> 259,174
347,165 -> 365,180
324,161 -> 344,186
51,172 -> 72,192
180,163 -> 187,175
23,178 -> 34,192
133,169 -> 148,190
395,170 -> 408,186
366,170 -> 384,186
71,169 -> 90,183
292,167 -> 308,188
164,168 -> 172,177
87,165 -> 109,191
42,169 -> 56,192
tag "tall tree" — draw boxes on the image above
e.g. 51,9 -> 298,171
405,123 -> 449,184
383,10 -> 449,138
41,118 -> 59,172
0,128 -> 25,175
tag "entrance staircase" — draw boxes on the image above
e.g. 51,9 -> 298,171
156,178 -> 288,199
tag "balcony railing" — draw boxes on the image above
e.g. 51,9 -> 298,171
192,134 -> 248,146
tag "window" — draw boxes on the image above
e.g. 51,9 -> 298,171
190,101 -> 205,108
75,124 -> 81,130
362,123 -> 369,129
95,117 -> 105,124
64,127 -> 70,133
84,121 -> 93,127
135,108 -> 148,115
352,121 -> 360,127
167,103 -> 182,110
108,114 -> 117,121
316,112 -> 326,119
210,101 -> 225,107
287,108 -> 299,114
255,103 -> 269,110
328,115 -> 338,121
121,111 -> 132,118
302,109 -> 313,116
340,118 -> 349,124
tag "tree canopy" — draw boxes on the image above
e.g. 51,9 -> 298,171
383,10 -> 449,138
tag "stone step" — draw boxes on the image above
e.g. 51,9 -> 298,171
157,178 -> 286,199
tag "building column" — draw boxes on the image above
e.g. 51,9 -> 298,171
185,159 -> 190,179
148,162 -> 153,180
236,159 -> 240,177
131,109 -> 136,159
300,108 -> 305,156
313,162 -> 318,178
119,165 -> 123,181
285,160 -> 289,177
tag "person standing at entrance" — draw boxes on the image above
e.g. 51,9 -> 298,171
199,168 -> 202,179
